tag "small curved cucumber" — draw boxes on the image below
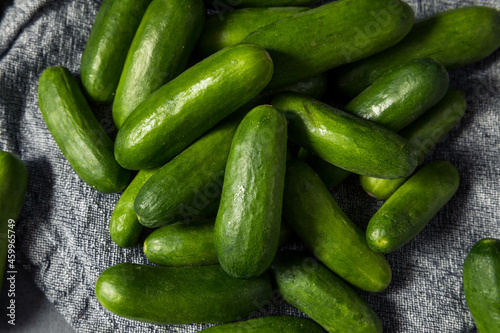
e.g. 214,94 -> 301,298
297,148 -> 351,187
344,58 -> 449,131
463,238 -> 500,333
242,0 -> 414,89
201,316 -> 325,332
272,93 -> 417,179
283,160 -> 391,292
360,89 -> 466,199
0,151 -> 28,290
80,0 -> 151,103
334,6 -> 500,97
38,66 -> 131,193
95,263 -> 272,324
115,43 -> 274,170
215,105 -> 287,278
112,0 -> 205,128
197,7 -> 307,57
109,168 -> 159,247
366,161 -> 459,253
144,219 -> 294,266
204,0 -> 318,8
271,251 -> 383,333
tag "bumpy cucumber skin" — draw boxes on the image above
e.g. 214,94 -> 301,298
115,43 -> 274,170
360,89 -> 466,199
201,316 -> 325,332
204,0 -> 318,8
81,0 -> 151,104
38,67 -> 131,193
272,93 -> 417,179
95,263 -> 272,324
0,151 -> 28,290
463,238 -> 500,333
215,105 -> 287,278
283,160 -> 391,292
271,252 -> 383,333
109,168 -> 158,247
134,109 -> 248,228
345,58 -> 449,131
198,7 -> 307,57
335,6 -> 500,97
144,219 -> 293,266
112,0 -> 205,128
243,0 -> 414,89
366,161 -> 459,253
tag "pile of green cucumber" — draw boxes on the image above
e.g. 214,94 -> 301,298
30,0 -> 500,331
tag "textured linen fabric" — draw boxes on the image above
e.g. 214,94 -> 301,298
0,0 -> 498,332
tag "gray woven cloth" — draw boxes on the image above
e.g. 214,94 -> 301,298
0,0 -> 498,332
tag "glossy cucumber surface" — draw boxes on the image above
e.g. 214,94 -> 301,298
463,238 -> 500,333
115,43 -> 274,170
215,105 -> 287,278
243,0 -> 414,89
95,263 -> 272,324
201,316 -> 325,332
334,6 -> 500,97
366,161 -> 459,253
360,89 -> 466,199
272,93 -> 417,179
271,252 -> 383,332
283,160 -> 391,292
112,0 -> 205,128
38,66 -> 131,193
81,0 -> 151,103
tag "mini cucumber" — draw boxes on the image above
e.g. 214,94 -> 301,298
334,6 -> 500,97
297,148 -> 351,187
283,160 -> 391,292
344,58 -> 449,131
0,151 -> 28,290
463,238 -> 500,333
95,263 -> 272,324
271,251 -> 383,333
242,0 -> 414,89
38,66 -> 131,193
360,89 -> 466,199
272,93 -> 417,179
197,7 -> 307,57
80,0 -> 151,103
115,43 -> 274,170
215,105 -> 287,278
112,0 -> 205,128
109,168 -> 159,248
204,0 -> 318,8
144,219 -> 294,266
201,316 -> 325,332
366,161 -> 459,253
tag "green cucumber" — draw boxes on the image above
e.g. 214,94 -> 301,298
115,43 -> 274,170
109,168 -> 159,247
0,151 -> 28,290
81,0 -> 151,103
463,238 -> 500,333
134,108 -> 249,228
215,105 -> 287,278
197,7 -> 307,57
283,160 -> 391,292
366,161 -> 459,253
95,263 -> 272,324
38,66 -> 131,193
271,251 -> 383,333
201,316 -> 325,332
261,74 -> 327,101
298,148 -> 351,187
112,0 -> 205,128
204,0 -> 317,9
242,0 -> 414,89
144,219 -> 294,266
344,58 -> 449,131
272,93 -> 417,179
360,89 -> 466,199
334,6 -> 500,97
